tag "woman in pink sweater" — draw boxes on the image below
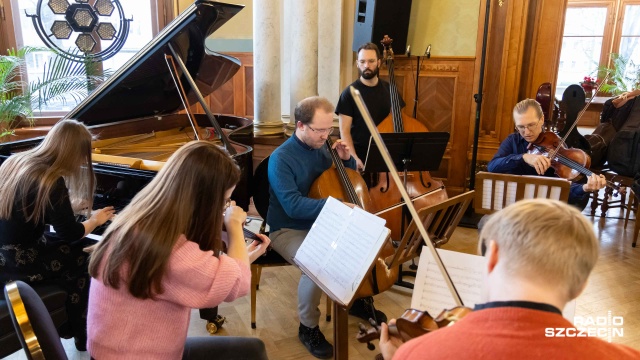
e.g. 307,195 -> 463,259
87,141 -> 270,360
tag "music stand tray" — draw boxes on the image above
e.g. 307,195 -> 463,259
364,132 -> 450,173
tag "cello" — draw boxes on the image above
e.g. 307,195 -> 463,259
309,137 -> 399,297
369,35 -> 448,241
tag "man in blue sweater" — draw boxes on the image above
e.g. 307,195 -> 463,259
487,99 -> 606,209
267,96 -> 356,358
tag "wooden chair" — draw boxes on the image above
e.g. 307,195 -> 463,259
250,156 -> 331,329
625,189 -> 639,247
4,281 -> 68,360
474,172 -> 571,215
388,191 -> 475,285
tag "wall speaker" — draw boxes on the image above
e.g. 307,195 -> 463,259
352,0 -> 413,55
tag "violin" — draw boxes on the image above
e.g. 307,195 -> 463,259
526,73 -> 620,192
356,306 -> 472,350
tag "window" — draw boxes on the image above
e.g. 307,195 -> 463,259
556,0 -> 640,96
4,0 -> 160,116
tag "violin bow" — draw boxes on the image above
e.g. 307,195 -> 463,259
548,73 -> 610,160
350,86 -> 464,307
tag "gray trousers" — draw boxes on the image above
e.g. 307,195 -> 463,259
270,228 -> 323,328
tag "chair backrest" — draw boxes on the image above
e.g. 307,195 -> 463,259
252,156 -> 270,221
387,191 -> 475,270
474,172 -> 571,215
4,281 -> 68,360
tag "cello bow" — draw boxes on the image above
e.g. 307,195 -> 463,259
350,86 -> 464,307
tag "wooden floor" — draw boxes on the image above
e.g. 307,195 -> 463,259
4,196 -> 640,360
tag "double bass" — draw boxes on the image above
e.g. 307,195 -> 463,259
349,85 -> 470,350
369,36 -> 448,241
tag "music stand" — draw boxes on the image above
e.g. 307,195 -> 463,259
364,132 -> 450,288
364,132 -> 450,173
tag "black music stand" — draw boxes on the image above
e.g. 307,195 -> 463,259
364,132 -> 449,173
364,132 -> 450,288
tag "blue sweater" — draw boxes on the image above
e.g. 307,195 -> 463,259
267,133 -> 356,232
487,132 -> 587,205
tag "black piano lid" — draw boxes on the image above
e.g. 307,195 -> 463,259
63,1 -> 244,127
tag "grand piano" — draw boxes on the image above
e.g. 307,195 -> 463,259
0,1 -> 252,334
0,0 -> 254,213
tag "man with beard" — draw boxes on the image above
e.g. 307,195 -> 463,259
268,96 -> 356,359
335,42 -> 392,328
336,42 -> 404,171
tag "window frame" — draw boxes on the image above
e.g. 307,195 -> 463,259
560,0 -> 640,96
0,0 -> 173,125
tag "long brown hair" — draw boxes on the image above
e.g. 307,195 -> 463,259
88,141 -> 241,299
0,119 -> 95,223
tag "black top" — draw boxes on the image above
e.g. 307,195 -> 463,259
335,78 -> 404,161
0,177 -> 85,246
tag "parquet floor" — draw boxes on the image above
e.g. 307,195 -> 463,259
4,196 -> 640,360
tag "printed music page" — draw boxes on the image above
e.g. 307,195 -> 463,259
294,197 -> 390,306
412,248 -> 485,316
412,247 -> 577,321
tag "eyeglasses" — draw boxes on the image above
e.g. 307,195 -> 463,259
307,124 -> 334,136
515,119 -> 541,132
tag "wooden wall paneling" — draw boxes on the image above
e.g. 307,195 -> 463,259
204,52 -> 254,119
521,0 -> 568,100
380,57 -> 476,195
473,0 -> 538,163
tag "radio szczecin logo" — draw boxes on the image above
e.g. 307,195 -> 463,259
545,311 -> 624,342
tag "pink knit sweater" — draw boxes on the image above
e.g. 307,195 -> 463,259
87,235 -> 251,360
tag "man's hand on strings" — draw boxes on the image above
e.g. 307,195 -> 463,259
523,153 -> 551,175
379,319 -> 404,360
332,139 -> 352,161
583,173 -> 607,192
355,156 -> 364,171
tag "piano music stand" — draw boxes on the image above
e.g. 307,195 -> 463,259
364,132 -> 450,288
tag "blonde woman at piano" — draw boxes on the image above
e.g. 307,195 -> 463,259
0,119 -> 116,351
87,141 -> 270,360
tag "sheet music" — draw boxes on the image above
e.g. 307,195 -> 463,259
505,181 -> 517,205
412,248 -> 485,315
412,247 -> 577,321
294,197 -> 389,305
481,179 -> 493,210
549,186 -> 562,200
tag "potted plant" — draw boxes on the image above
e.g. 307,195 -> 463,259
580,76 -> 598,98
0,47 -> 109,140
595,53 -> 640,95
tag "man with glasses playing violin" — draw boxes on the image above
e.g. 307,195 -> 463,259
267,96 -> 355,359
487,99 -> 606,209
378,199 -> 640,359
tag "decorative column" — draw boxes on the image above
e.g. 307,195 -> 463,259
253,0 -> 284,137
318,0 -> 343,130
286,0 -> 319,136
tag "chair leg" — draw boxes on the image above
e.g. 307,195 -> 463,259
633,196 -> 639,248
251,265 -> 260,329
625,194 -> 634,229
326,296 -> 332,322
590,191 -> 599,216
